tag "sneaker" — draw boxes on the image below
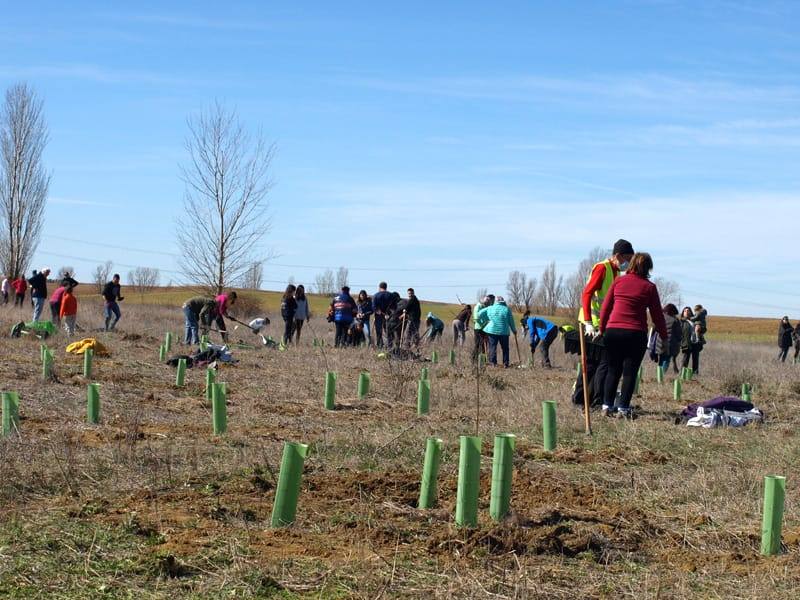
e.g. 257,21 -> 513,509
601,405 -> 612,417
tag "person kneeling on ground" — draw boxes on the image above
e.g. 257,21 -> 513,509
527,315 -> 558,368
182,296 -> 217,345
60,286 -> 78,336
423,312 -> 445,343
599,252 -> 667,419
477,296 -> 516,368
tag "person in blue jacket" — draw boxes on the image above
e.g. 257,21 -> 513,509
527,315 -> 559,368
423,312 -> 445,343
330,286 -> 357,347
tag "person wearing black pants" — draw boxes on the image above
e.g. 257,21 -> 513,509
599,252 -> 667,418
679,307 -> 704,374
280,284 -> 297,345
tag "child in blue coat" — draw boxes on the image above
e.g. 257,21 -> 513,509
527,316 -> 558,368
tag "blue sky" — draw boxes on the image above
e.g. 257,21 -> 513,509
2,1 -> 799,316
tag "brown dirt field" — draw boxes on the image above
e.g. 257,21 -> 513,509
0,299 -> 799,598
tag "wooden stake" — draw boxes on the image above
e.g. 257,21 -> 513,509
578,323 -> 593,436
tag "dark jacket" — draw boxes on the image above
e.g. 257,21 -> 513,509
332,293 -> 356,323
778,321 -> 793,349
357,298 -> 373,323
184,296 -> 217,325
281,296 -> 297,320
655,314 -> 682,357
372,290 -> 392,315
102,281 -> 123,303
27,272 -> 48,299
405,294 -> 421,323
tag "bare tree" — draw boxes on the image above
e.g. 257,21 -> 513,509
93,261 -> 114,292
314,269 -> 336,296
336,266 -> 349,290
239,261 -> 263,289
476,287 -> 488,302
563,246 -> 609,315
176,102 -> 274,294
654,277 -> 682,307
127,266 -> 160,299
506,270 -> 537,312
0,83 -> 49,279
538,261 -> 563,316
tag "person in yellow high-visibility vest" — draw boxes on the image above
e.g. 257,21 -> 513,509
571,239 -> 635,407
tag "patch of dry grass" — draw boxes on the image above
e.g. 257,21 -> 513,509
0,299 -> 799,598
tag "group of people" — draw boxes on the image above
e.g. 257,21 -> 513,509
777,316 -> 800,363
1,269 -> 126,335
181,291 -> 238,344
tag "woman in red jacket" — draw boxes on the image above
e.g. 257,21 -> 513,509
599,253 -> 668,419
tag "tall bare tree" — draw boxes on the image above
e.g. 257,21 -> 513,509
336,266 -> 349,290
127,266 -> 160,300
176,102 -> 274,294
0,83 -> 49,279
476,287 -> 488,302
93,261 -> 114,292
314,269 -> 336,295
239,261 -> 263,289
654,277 -> 682,307
538,261 -> 564,316
506,270 -> 536,312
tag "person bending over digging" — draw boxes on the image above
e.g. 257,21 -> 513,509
423,312 -> 445,343
598,252 -> 667,419
572,239 -> 634,409
452,304 -> 471,346
527,315 -> 558,368
102,274 -> 124,331
182,296 -> 217,345
214,291 -> 237,343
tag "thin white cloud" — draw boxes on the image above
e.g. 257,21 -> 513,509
49,196 -> 115,208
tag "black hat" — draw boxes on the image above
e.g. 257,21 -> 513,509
612,239 -> 634,256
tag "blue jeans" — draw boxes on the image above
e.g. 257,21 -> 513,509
362,319 -> 372,346
374,314 -> 385,347
487,333 -> 510,367
104,301 -> 121,330
183,306 -> 199,344
32,296 -> 45,322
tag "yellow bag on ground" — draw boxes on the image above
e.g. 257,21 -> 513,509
65,338 -> 110,356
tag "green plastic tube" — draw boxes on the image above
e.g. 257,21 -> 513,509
687,367 -> 693,380
420,367 -> 429,381
656,365 -> 664,384
418,437 -> 443,509
205,368 -> 215,401
312,338 -> 318,347
455,436 -> 482,527
357,371 -> 370,399
324,371 -> 336,410
83,348 -> 93,379
478,353 -> 486,367
86,383 -> 100,424
42,350 -> 52,381
200,334 -> 208,351
417,379 -> 431,415
673,378 -> 682,400
431,350 -> 439,364
542,400 -> 557,451
761,475 -> 786,555
159,344 -> 166,361
212,382 -> 227,435
40,344 -> 46,362
743,392 -> 752,403
489,433 -> 516,521
270,441 -> 310,527
2,392 -> 20,436
742,383 -> 751,397
175,358 -> 187,387
165,332 -> 173,353
449,349 -> 456,365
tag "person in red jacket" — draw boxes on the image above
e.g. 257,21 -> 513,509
599,252 -> 668,419
12,277 -> 27,307
59,287 -> 79,336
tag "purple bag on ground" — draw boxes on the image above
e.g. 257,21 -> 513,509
681,397 -> 755,419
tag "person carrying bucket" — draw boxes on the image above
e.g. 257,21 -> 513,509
572,239 -> 635,408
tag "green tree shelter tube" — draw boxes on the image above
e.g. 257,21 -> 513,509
417,379 -> 431,415
420,367 -> 429,381
742,383 -> 751,397
455,435 -> 482,527
542,400 -> 557,451
165,332 -> 173,353
489,433 -> 516,521
431,350 -> 439,364
205,368 -> 215,401
200,334 -> 209,351
657,365 -> 664,384
357,371 -> 370,400
271,441 -> 310,527
42,349 -> 53,381
673,378 -> 682,401
175,358 -> 187,387
449,349 -> 456,365
87,383 -> 100,424
418,437 -> 443,509
761,475 -> 786,556
159,344 -> 166,362
2,392 -> 20,436
324,371 -> 336,410
83,348 -> 93,379
212,383 -> 227,435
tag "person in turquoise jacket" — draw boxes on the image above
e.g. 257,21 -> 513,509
527,316 -> 558,368
477,296 -> 516,367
